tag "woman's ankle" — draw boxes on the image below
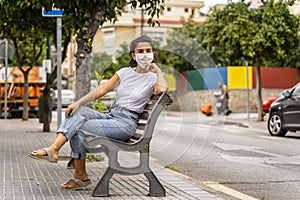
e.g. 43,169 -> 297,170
74,174 -> 89,181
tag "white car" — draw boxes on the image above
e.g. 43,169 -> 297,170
52,89 -> 75,110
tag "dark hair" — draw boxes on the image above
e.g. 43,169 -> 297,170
129,35 -> 157,68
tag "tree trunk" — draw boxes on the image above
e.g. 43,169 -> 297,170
75,6 -> 106,101
42,35 -> 71,132
255,54 -> 264,121
42,66 -> 56,132
42,94 -> 51,132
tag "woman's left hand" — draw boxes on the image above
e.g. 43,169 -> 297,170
145,63 -> 160,74
65,102 -> 80,118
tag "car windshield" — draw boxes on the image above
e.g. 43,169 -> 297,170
292,85 -> 300,96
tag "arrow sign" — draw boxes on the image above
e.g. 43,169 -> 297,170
42,7 -> 63,17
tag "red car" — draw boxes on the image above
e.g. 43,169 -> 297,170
255,96 -> 279,113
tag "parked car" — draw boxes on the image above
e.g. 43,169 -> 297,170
268,82 -> 300,136
254,96 -> 279,113
52,89 -> 75,110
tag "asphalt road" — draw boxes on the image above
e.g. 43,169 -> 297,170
51,110 -> 300,199
151,113 -> 300,200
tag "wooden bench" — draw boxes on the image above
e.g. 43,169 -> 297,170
82,92 -> 173,197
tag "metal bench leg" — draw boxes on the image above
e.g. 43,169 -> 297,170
92,167 -> 115,197
144,171 -> 166,197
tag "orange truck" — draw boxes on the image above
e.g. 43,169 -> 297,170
0,67 -> 46,118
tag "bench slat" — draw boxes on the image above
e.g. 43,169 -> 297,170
137,122 -> 146,130
144,102 -> 155,111
131,133 -> 143,140
140,111 -> 150,120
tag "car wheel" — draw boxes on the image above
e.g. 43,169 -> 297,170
268,112 -> 287,137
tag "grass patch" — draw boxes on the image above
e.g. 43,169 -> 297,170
259,194 -> 270,200
86,153 -> 104,162
165,165 -> 181,173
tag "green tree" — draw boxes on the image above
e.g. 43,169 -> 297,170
0,1 -> 49,120
164,17 -> 211,72
1,0 -> 164,131
90,53 -> 113,80
0,0 -> 75,130
199,0 -> 300,121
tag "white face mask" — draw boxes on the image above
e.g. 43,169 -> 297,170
135,53 -> 154,69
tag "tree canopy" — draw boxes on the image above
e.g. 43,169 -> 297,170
200,0 -> 300,67
0,0 -> 165,130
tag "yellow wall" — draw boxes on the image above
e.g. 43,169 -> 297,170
228,66 -> 253,89
165,74 -> 176,91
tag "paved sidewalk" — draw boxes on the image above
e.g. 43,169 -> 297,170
0,119 -> 225,200
225,112 -> 268,131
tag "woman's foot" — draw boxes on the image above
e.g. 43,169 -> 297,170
28,148 -> 58,163
61,177 -> 91,190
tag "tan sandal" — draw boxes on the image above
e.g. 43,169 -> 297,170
61,178 -> 92,190
28,148 -> 58,163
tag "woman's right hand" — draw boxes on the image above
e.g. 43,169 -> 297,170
65,102 -> 79,118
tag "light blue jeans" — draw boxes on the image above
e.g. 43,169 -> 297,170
57,106 -> 139,160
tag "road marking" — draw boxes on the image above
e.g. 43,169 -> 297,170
203,181 -> 258,200
214,142 -> 300,166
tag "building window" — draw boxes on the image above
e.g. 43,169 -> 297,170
100,28 -> 115,60
143,28 -> 167,47
184,8 -> 189,13
167,7 -> 171,12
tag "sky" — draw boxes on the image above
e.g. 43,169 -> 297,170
201,0 -> 252,15
204,0 -> 251,7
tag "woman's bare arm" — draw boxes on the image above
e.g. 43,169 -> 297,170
66,74 -> 120,117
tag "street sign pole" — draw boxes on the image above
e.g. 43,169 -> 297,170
57,17 -> 62,128
4,39 -> 8,119
0,39 -> 14,119
42,7 -> 63,128
246,61 -> 249,119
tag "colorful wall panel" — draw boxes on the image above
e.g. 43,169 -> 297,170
165,74 -> 176,91
252,67 -> 298,89
203,67 -> 228,90
186,69 -> 204,91
228,66 -> 253,89
174,67 -> 299,93
176,71 -> 187,95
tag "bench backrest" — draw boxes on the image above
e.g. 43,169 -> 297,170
128,92 -> 172,144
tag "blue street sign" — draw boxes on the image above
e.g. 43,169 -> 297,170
42,7 -> 63,17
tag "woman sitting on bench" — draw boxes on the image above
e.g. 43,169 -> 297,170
28,35 -> 168,190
